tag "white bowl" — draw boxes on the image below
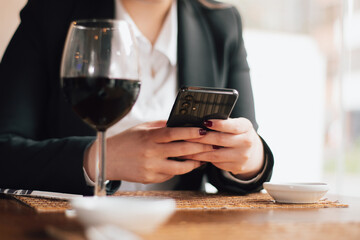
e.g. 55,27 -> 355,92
70,196 -> 176,234
263,182 -> 329,204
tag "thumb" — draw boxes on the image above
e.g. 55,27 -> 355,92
143,120 -> 167,129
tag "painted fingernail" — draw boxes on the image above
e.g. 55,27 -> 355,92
199,129 -> 207,135
203,120 -> 213,127
212,145 -> 221,150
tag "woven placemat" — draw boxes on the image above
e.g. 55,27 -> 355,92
115,191 -> 348,209
12,191 -> 348,212
13,195 -> 70,212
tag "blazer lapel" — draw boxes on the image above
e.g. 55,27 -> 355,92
177,0 -> 217,88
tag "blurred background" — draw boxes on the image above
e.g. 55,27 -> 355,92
223,0 -> 360,197
1,0 -> 359,197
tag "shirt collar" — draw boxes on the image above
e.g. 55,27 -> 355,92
115,0 -> 178,66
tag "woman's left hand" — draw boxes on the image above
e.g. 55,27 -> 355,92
183,117 -> 265,180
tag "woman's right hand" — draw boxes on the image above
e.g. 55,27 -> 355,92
83,120 -> 214,184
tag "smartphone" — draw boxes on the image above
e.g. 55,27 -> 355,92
166,86 -> 239,128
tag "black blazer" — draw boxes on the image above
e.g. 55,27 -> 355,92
0,0 -> 273,195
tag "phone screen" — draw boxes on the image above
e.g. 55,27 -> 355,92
166,86 -> 238,128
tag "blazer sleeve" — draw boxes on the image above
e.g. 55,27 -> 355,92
0,0 -> 119,195
206,7 -> 274,194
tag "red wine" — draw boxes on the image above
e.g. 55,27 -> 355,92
62,77 -> 141,131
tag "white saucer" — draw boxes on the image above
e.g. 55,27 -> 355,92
71,196 -> 176,234
263,182 -> 329,204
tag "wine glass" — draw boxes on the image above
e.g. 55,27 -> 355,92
60,19 -> 140,196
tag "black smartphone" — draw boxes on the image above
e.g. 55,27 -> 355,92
166,86 -> 239,128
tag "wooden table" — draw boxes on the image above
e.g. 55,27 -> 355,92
1,193 -> 360,240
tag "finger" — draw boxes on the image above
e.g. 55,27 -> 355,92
204,118 -> 253,134
183,148 -> 238,163
157,159 -> 202,176
187,131 -> 251,148
153,127 -> 207,143
181,151 -> 249,175
141,120 -> 167,129
159,141 -> 215,157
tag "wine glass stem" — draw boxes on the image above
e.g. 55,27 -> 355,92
95,130 -> 107,196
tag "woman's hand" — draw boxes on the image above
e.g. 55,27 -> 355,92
184,118 -> 265,180
84,120 -> 214,184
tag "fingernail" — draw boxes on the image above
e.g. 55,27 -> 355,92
199,129 -> 207,135
212,145 -> 221,150
203,120 -> 213,127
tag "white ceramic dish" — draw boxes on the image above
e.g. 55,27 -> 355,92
71,196 -> 176,234
263,182 -> 329,204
